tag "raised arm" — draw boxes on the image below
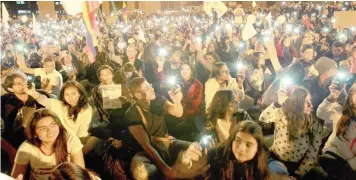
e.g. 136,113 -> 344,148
164,88 -> 184,118
15,54 -> 35,75
27,88 -> 51,108
317,82 -> 343,123
196,43 -> 213,72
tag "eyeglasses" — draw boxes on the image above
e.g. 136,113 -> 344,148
138,83 -> 153,93
12,82 -> 27,87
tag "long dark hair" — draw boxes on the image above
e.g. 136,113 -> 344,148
59,81 -> 89,122
282,87 -> 312,141
210,62 -> 227,79
180,62 -> 197,83
26,108 -> 68,164
208,120 -> 270,180
50,162 -> 98,180
337,83 -> 356,140
207,90 -> 239,128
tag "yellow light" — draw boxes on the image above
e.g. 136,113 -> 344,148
21,15 -> 28,22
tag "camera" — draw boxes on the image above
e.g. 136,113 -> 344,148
167,76 -> 180,93
200,135 -> 212,149
281,77 -> 293,86
236,62 -> 244,71
334,72 -> 347,90
195,36 -> 202,43
27,75 -> 34,89
159,48 -> 168,57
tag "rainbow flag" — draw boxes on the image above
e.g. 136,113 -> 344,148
121,1 -> 129,23
82,1 -> 99,61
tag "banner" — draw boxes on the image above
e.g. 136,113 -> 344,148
106,16 -> 118,24
38,1 -> 56,20
233,7 -> 244,24
101,1 -> 111,15
265,38 -> 282,72
242,15 -> 257,41
100,85 -> 122,109
252,1 -> 256,8
333,11 -> 356,29
138,27 -> 146,43
32,13 -> 36,34
62,1 -> 83,15
266,12 -> 272,26
2,3 -> 9,25
203,1 -> 228,18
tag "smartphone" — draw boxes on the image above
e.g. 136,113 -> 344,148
334,72 -> 347,90
199,135 -> 212,149
236,63 -> 244,71
281,77 -> 293,86
27,75 -> 34,89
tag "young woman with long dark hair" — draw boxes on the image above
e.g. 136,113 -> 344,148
260,86 -> 323,178
204,62 -> 245,110
50,162 -> 100,180
11,109 -> 84,180
203,89 -> 251,146
27,81 -> 94,154
206,120 -> 271,180
317,82 -> 356,178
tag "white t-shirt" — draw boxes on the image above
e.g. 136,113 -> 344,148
217,119 -> 232,142
14,134 -> 83,180
34,68 -> 63,96
47,99 -> 92,138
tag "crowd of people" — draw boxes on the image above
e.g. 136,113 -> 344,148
1,1 -> 356,180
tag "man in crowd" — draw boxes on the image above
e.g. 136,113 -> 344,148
16,55 -> 63,97
1,72 -> 43,149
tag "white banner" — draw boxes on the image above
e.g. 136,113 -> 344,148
100,84 -> 122,109
61,1 -> 83,16
203,1 -> 228,18
242,15 -> 257,41
2,3 -> 9,25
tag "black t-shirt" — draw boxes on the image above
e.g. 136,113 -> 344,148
1,93 -> 44,148
125,96 -> 168,138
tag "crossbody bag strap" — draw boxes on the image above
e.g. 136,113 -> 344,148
136,105 -> 170,145
136,105 -> 148,130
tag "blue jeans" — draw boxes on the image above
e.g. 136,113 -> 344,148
268,159 -> 289,175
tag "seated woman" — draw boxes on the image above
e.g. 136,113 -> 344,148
57,50 -> 86,83
205,120 -> 272,179
165,62 -> 203,141
204,62 -> 245,111
203,89 -> 251,146
261,62 -> 307,107
27,81 -> 95,155
259,86 -> 323,178
245,52 -> 272,104
317,82 -> 356,179
50,162 -> 100,180
11,109 -> 85,180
